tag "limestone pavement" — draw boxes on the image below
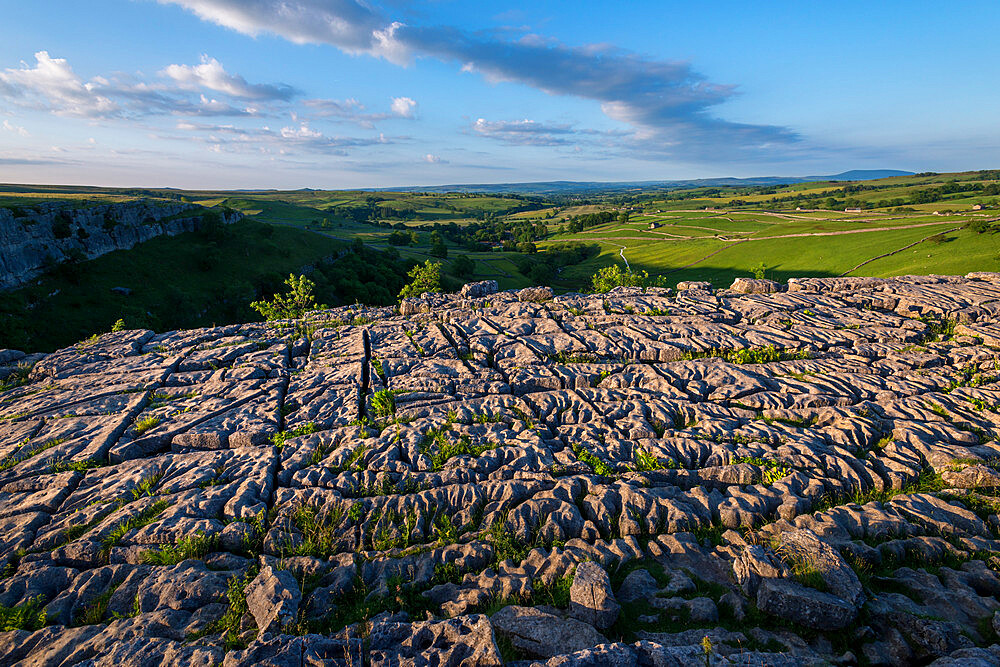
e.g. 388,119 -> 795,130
2,273 -> 1000,665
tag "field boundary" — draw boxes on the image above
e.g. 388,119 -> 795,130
840,225 -> 964,276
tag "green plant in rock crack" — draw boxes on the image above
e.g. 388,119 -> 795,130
572,442 -> 614,477
132,415 -> 161,436
209,566 -> 257,650
101,499 -> 170,555
1,596 -> 47,631
270,421 -> 319,449
369,389 -> 398,420
633,446 -> 665,472
287,503 -> 346,559
141,531 -> 217,566
732,456 -> 791,485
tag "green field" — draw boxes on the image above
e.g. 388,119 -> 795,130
1,170 -> 998,351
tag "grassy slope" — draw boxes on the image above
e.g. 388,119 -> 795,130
0,220 -> 346,351
547,217 -> 999,289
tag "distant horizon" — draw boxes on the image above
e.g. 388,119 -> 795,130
0,168 -> 930,194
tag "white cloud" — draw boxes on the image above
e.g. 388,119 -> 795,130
391,96 -> 417,118
0,51 -> 118,118
173,119 -> 395,156
472,118 -> 576,146
301,96 -> 417,127
280,122 -> 322,139
0,51 -> 288,120
157,0 -> 409,63
1,120 -> 29,136
162,55 -> 296,100
424,153 -> 445,163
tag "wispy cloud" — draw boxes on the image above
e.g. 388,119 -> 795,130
302,95 -> 418,127
162,55 -> 297,100
157,0 -> 408,61
1,120 -> 29,136
472,118 -> 584,146
158,0 -> 798,158
173,119 -> 395,155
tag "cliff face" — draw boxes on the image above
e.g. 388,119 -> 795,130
0,201 -> 242,289
1,274 -> 1000,665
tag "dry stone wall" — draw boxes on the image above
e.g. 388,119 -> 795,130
2,274 -> 1000,666
0,201 -> 242,290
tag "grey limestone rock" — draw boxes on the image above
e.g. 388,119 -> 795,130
461,280 -> 499,298
568,561 -> 620,630
616,567 -> 659,604
492,605 -> 608,658
518,286 -> 555,302
245,564 -> 302,636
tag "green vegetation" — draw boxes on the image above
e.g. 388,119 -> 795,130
0,437 -> 66,472
591,264 -> 647,292
0,219 -> 349,351
270,422 -> 319,449
0,597 -> 47,631
132,415 -> 161,436
287,504 -> 346,559
633,446 -> 665,471
0,364 -> 34,393
488,517 -> 531,564
250,273 -> 324,321
398,260 -> 443,299
733,456 -> 792,485
140,531 -> 217,566
572,442 -> 615,476
678,345 -> 810,365
369,389 -> 399,419
75,586 -> 120,625
213,568 -> 256,650
101,499 -> 170,553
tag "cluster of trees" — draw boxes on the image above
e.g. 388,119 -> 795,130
510,242 -> 600,284
437,218 -> 548,250
364,217 -> 548,251
301,241 -> 411,306
565,211 -> 615,233
325,193 -> 547,225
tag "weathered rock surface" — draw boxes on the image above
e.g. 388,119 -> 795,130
3,274 -> 1000,665
492,605 -> 607,657
568,561 -> 619,629
245,564 -> 301,636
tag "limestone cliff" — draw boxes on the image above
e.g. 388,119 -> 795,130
0,200 -> 242,290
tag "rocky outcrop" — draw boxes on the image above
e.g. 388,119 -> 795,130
2,274 -> 1000,665
0,200 -> 241,289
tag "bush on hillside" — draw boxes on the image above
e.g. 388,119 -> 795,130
250,274 -> 325,321
399,260 -> 443,299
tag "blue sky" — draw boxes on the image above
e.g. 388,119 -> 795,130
0,0 -> 997,189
